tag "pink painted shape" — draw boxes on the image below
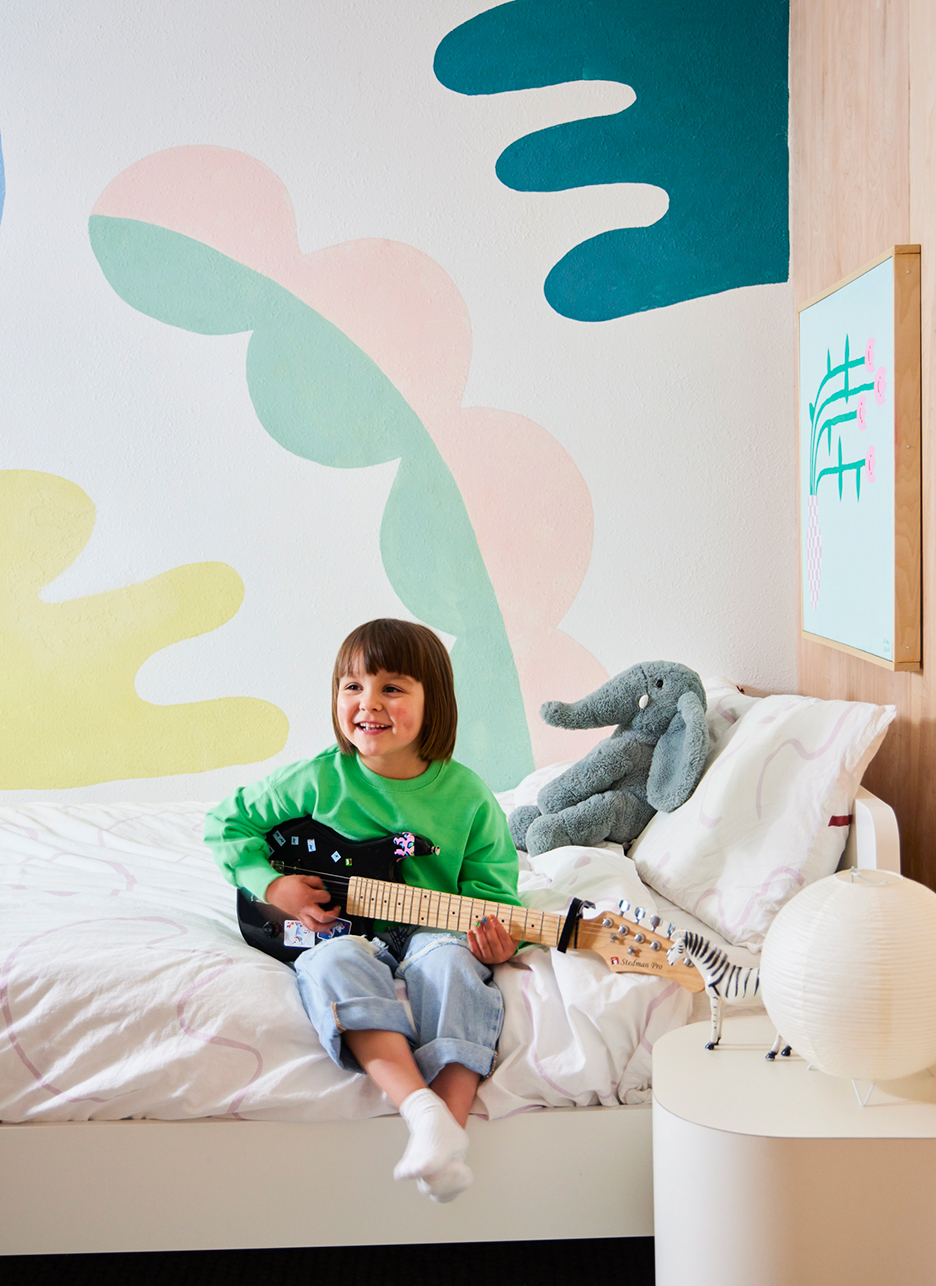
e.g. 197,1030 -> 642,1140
865,338 -> 875,370
875,368 -> 887,404
93,146 -> 608,766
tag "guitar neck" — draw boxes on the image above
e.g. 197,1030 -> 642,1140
346,876 -> 564,947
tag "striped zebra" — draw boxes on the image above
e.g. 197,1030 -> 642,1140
666,930 -> 790,1058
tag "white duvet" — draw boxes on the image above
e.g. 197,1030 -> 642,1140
0,802 -> 691,1123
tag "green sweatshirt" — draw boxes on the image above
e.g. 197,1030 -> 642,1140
204,745 -> 521,912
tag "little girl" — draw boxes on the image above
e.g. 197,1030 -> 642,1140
205,618 -> 520,1203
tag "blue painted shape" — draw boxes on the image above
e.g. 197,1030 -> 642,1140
434,0 -> 789,321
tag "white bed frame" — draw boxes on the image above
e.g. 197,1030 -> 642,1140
0,787 -> 899,1256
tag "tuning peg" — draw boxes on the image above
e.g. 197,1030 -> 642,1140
634,933 -> 645,944
650,941 -> 661,951
602,917 -> 613,927
648,914 -> 660,930
619,899 -> 631,915
634,907 -> 646,922
666,922 -> 677,939
617,925 -> 629,936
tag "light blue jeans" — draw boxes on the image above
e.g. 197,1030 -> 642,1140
294,928 -> 504,1085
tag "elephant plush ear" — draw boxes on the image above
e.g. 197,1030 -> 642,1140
646,691 -> 709,813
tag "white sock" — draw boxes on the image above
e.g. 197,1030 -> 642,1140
417,1158 -> 474,1203
394,1087 -> 469,1182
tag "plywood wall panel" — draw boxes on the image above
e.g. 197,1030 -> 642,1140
792,0 -> 936,887
790,0 -> 911,303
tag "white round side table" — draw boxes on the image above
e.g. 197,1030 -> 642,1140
652,1015 -> 936,1286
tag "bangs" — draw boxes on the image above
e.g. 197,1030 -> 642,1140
334,621 -> 432,686
331,619 -> 458,762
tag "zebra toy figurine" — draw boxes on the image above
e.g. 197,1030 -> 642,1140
666,930 -> 791,1059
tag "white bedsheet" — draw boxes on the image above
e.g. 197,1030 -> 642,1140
0,803 -> 691,1123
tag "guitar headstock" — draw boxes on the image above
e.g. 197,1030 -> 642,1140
575,901 -> 705,992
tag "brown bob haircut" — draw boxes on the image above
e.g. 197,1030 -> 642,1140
331,619 -> 458,763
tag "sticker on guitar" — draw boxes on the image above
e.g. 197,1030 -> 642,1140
284,918 -> 352,947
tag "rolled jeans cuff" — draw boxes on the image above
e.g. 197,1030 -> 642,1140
415,1036 -> 496,1086
329,997 -> 416,1072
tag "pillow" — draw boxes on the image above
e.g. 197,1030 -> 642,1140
702,675 -> 762,742
628,688 -> 896,951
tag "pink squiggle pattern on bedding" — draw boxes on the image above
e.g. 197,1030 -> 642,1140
755,707 -> 851,819
711,690 -> 743,726
139,927 -> 265,1118
692,867 -> 805,933
517,962 -> 669,1101
692,704 -> 799,831
3,915 -> 265,1116
0,915 -> 184,1104
518,969 -> 579,1100
175,968 -> 264,1116
693,732 -> 755,830
7,885 -> 81,896
17,847 -> 137,896
639,981 -> 681,1054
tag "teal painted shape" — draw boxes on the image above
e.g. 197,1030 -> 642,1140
434,0 -> 789,321
88,215 -> 532,787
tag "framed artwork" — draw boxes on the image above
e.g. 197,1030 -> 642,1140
798,246 -> 922,670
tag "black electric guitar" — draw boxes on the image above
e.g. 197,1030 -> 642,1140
236,815 -> 704,992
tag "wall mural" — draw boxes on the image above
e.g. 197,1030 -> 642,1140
89,147 -> 608,789
0,471 -> 289,788
434,0 -> 789,321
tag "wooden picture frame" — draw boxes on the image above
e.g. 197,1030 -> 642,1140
798,246 -> 922,671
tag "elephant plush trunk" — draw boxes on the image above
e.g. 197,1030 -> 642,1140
540,670 -> 644,730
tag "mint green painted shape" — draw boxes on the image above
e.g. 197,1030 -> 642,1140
89,215 -> 532,788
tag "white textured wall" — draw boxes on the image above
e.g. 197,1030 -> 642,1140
0,0 -> 795,803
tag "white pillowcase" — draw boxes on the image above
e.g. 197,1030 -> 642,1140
629,684 -> 896,951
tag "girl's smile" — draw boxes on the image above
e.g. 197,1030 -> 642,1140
337,667 -> 427,779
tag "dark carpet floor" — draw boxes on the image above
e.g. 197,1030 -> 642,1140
5,1237 -> 655,1286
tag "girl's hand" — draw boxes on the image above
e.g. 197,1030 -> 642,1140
467,914 -> 516,965
264,874 -> 341,931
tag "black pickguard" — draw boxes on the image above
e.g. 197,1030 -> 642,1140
236,815 -> 438,964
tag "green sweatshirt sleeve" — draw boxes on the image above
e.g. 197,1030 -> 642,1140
457,793 -> 521,909
204,767 -> 309,901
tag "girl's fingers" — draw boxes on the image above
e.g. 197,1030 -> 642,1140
468,915 -> 515,964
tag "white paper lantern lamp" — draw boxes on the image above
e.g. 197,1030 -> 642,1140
760,869 -> 936,1083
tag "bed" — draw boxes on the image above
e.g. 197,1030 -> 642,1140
0,679 -> 899,1255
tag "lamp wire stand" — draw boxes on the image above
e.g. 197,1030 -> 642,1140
852,1079 -> 876,1107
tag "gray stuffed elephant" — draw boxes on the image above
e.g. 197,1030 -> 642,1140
509,661 -> 709,856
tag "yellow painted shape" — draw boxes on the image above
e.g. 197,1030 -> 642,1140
0,471 -> 289,787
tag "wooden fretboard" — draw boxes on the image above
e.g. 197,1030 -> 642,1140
346,876 -> 564,946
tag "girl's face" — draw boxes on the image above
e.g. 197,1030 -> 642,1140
336,664 -> 427,779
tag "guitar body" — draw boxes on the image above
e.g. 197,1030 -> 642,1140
236,816 -> 437,964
